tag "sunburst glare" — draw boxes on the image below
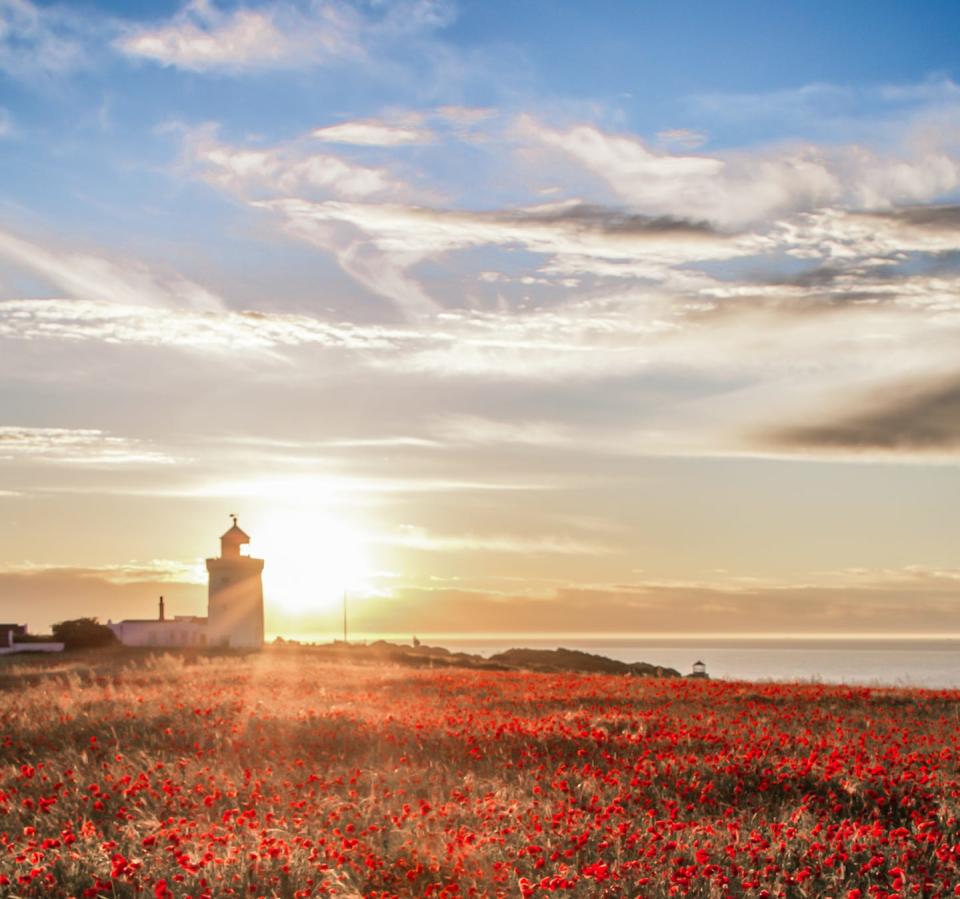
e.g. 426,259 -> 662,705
254,506 -> 374,615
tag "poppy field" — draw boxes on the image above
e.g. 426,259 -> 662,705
2,651 -> 960,898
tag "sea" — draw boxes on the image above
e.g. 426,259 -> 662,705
276,633 -> 960,689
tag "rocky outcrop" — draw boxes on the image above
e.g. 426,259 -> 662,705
488,647 -> 681,677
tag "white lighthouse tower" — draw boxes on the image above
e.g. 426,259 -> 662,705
206,515 -> 264,648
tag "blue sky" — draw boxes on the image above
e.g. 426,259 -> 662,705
2,0 -> 960,638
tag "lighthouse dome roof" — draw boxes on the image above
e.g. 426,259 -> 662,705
221,524 -> 250,543
221,515 -> 250,544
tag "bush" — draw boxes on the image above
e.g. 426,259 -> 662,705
51,617 -> 118,650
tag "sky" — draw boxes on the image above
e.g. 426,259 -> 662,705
3,0 -> 960,639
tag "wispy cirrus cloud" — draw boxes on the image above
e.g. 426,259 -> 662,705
376,524 -> 613,556
5,558 -> 206,584
0,298 -> 403,352
3,243 -> 959,401
432,416 -> 573,449
261,196 -> 747,315
151,472 -> 552,500
0,230 -> 224,311
343,565 -> 960,637
0,426 -> 173,465
117,0 -> 454,73
312,115 -> 434,146
655,128 -> 708,150
687,76 -> 960,138
0,0 -> 88,80
117,0 -> 364,72
433,105 -> 495,131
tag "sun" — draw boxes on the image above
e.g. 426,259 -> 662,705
253,507 -> 373,615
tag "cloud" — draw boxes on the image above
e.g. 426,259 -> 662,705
524,117 -> 960,227
6,558 -> 207,584
764,374 -> 960,453
4,218 -> 960,466
117,0 -> 454,74
873,204 -> 960,229
656,128 -> 707,150
0,426 -> 173,465
117,0 -> 362,72
0,230 -> 224,311
688,77 -> 960,134
325,566 -> 960,637
0,0 -> 87,80
151,472 -> 553,500
312,116 -> 434,146
433,416 -> 573,448
746,206 -> 960,310
433,105 -> 495,130
774,207 -> 960,266
293,435 -> 442,449
0,294 -> 681,385
182,120 -> 765,318
427,415 -> 747,460
7,264 -> 953,423
9,96 -> 960,459
262,196 -> 746,315
0,298 -> 404,352
177,96 -> 960,340
182,123 -> 402,199
689,82 -> 859,125
0,107 -> 12,137
377,524 -> 612,556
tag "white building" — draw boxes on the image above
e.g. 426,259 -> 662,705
107,597 -> 207,648
108,517 -> 265,649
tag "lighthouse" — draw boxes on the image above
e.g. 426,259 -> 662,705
205,515 -> 265,648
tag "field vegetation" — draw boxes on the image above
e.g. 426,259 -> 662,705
1,649 -> 959,897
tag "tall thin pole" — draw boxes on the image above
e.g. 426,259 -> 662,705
342,589 -> 347,643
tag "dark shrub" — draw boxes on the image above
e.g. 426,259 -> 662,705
51,617 -> 118,650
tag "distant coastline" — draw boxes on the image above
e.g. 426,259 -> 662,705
271,639 -> 685,678
277,635 -> 960,689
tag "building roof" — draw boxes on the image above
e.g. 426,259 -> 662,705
221,515 -> 250,544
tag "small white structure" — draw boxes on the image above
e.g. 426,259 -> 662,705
0,623 -> 64,655
109,516 -> 265,650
